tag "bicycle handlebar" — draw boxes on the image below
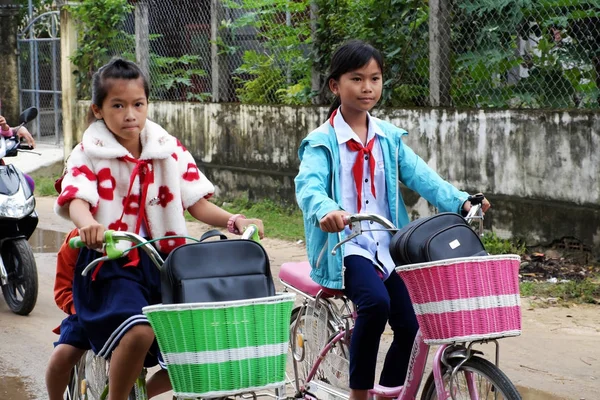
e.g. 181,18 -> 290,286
70,225 -> 261,276
332,197 -> 485,256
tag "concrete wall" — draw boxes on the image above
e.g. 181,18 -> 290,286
71,102 -> 600,250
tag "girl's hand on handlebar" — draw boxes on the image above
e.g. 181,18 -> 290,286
236,218 -> 265,239
78,222 -> 106,250
462,193 -> 491,214
320,210 -> 350,233
16,127 -> 35,148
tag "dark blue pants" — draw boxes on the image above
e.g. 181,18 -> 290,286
342,255 -> 419,390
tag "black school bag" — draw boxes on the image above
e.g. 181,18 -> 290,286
389,212 -> 487,266
160,230 -> 275,304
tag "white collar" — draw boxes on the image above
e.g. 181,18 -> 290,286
82,119 -> 177,160
333,107 -> 385,145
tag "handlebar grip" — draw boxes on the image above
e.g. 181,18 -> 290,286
241,224 -> 261,242
69,236 -> 86,249
467,194 -> 485,205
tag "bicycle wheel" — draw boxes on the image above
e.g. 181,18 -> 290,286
64,357 -> 86,400
288,301 -> 350,390
421,355 -> 521,400
81,351 -> 109,400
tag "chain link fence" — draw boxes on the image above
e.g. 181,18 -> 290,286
85,0 -> 599,109
449,0 -> 600,109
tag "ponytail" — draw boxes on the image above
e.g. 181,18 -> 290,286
327,97 -> 341,119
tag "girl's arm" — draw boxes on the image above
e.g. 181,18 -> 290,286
175,142 -> 264,237
187,198 -> 265,238
69,199 -> 105,248
398,139 -> 469,213
54,229 -> 80,315
294,143 -> 342,226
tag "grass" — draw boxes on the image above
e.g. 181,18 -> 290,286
482,232 -> 527,256
34,176 -> 59,197
520,278 -> 600,305
188,198 -> 305,242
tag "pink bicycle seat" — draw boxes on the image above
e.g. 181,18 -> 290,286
279,262 -> 343,298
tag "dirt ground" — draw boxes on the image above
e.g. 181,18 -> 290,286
0,197 -> 597,400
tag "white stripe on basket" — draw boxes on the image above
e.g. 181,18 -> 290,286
412,294 -> 521,316
163,342 -> 288,365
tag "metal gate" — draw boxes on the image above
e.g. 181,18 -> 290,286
17,11 -> 61,144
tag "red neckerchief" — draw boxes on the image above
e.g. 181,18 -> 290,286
330,109 -> 377,212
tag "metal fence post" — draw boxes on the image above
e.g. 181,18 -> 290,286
310,1 -> 324,105
429,0 -> 451,107
58,1 -> 79,156
0,1 -> 21,124
210,0 -> 231,102
135,0 -> 150,80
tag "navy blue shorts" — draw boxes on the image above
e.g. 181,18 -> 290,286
73,247 -> 164,368
54,314 -> 92,350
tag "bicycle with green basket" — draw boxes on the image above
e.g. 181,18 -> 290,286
64,226 -> 295,400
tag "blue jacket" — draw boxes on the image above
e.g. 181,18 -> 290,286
295,117 -> 469,289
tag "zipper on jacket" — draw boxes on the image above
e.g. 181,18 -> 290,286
395,144 -> 400,227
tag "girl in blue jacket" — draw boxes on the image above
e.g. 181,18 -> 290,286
294,40 -> 490,400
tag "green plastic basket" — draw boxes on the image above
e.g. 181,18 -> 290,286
142,293 -> 295,399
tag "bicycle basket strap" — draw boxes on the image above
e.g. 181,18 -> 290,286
199,229 -> 228,242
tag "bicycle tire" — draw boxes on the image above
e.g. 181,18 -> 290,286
420,355 -> 521,400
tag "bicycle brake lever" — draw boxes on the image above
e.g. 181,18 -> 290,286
331,221 -> 362,255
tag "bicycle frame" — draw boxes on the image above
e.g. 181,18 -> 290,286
285,204 -> 502,400
288,287 -> 505,400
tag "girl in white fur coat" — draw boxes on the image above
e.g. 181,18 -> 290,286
49,58 -> 263,400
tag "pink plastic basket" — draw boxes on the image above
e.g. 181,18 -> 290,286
395,255 -> 522,344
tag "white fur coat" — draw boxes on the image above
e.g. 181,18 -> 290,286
55,119 -> 214,252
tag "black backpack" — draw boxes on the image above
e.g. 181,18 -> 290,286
160,230 -> 275,304
389,212 -> 487,266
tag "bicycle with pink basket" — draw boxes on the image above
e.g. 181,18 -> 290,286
279,203 -> 522,400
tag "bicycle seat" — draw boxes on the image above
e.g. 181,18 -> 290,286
279,261 -> 344,299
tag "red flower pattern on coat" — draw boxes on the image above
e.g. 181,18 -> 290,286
108,220 -> 128,231
57,185 -> 79,207
97,168 -> 116,200
171,152 -> 178,161
159,231 -> 185,253
122,195 -> 141,215
176,139 -> 187,152
182,163 -> 200,181
157,186 -> 174,207
72,165 -> 97,181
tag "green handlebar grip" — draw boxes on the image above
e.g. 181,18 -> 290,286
247,224 -> 261,243
69,236 -> 86,249
103,230 -> 123,259
68,231 -> 122,259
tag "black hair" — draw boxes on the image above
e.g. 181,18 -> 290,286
325,40 -> 384,118
87,58 -> 150,125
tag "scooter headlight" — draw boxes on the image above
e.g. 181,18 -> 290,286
0,188 -> 35,219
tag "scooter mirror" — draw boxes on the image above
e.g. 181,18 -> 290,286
18,107 -> 38,125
